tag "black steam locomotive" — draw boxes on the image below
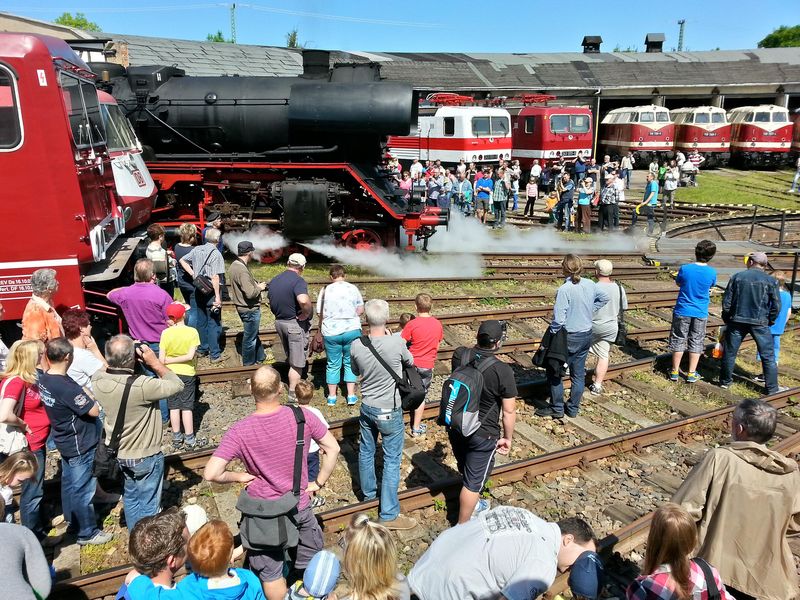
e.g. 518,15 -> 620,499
94,51 -> 446,252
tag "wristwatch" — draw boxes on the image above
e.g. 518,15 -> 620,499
314,478 -> 325,488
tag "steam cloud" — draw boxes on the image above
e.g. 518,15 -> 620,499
223,227 -> 287,259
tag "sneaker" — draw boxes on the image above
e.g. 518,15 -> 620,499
720,383 -> 730,390
77,530 -> 113,546
327,396 -> 337,406
311,495 -> 326,508
379,515 -> 417,530
686,371 -> 701,383
172,434 -> 184,450
534,407 -> 564,419
346,395 -> 358,406
209,356 -> 225,364
753,374 -> 765,383
588,383 -> 603,396
411,424 -> 428,437
778,385 -> 790,392
184,435 -> 206,450
471,498 -> 491,518
669,370 -> 680,382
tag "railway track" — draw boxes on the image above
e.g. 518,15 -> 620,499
665,211 -> 800,239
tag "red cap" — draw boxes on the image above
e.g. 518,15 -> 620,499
166,303 -> 186,321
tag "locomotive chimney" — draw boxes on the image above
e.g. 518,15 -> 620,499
581,36 -> 602,54
302,50 -> 331,78
644,33 -> 665,53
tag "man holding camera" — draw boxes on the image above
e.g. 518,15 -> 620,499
448,320 -> 517,523
92,335 -> 184,531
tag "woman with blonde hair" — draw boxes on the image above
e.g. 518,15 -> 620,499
536,254 -> 609,420
174,222 -> 199,326
0,450 -> 38,522
0,340 -> 50,540
339,514 -> 410,600
627,503 -> 734,600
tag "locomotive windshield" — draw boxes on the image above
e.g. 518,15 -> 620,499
101,103 -> 137,151
639,113 -> 654,123
695,113 -> 710,124
0,65 -> 21,150
754,112 -> 770,122
60,72 -> 106,148
656,112 -> 670,122
491,116 -> 510,136
773,112 -> 788,122
549,114 -> 590,134
712,113 -> 725,123
472,116 -> 510,137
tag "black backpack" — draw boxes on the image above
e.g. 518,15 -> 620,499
438,349 -> 498,436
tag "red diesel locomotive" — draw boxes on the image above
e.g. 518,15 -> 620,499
728,105 -> 792,168
670,106 -> 730,168
510,102 -> 593,170
599,104 -> 674,164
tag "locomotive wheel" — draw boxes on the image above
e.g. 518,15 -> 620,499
342,229 -> 383,251
258,248 -> 285,264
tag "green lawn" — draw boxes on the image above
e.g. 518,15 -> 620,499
674,169 -> 799,210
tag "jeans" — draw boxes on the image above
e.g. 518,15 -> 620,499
358,404 -> 404,521
631,205 -> 656,235
239,308 -> 266,366
20,446 -> 46,538
62,448 -> 100,540
120,452 -> 165,532
757,334 -> 782,365
492,201 -> 506,227
621,168 -> 631,189
720,323 -> 778,394
323,328 -> 361,385
145,342 -> 169,422
195,291 -> 222,360
555,200 -> 573,230
549,330 -> 593,416
791,169 -> 800,192
178,284 -> 197,329
599,204 -> 614,231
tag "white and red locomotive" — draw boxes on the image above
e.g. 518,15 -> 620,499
670,106 -> 730,168
728,105 -> 792,168
599,104 -> 674,164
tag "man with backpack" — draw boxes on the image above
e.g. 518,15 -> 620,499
443,320 -> 517,523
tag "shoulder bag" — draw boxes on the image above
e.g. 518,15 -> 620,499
0,377 -> 29,455
310,286 -> 326,355
93,375 -> 137,481
691,557 -> 722,600
236,405 -> 305,551
192,250 -> 216,296
359,335 -> 426,412
613,283 -> 627,346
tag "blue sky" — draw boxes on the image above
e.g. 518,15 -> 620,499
7,1 -> 799,52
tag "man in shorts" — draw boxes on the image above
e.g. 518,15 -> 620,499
268,253 -> 313,402
589,260 -> 628,396
474,168 -> 494,224
669,240 -> 717,383
449,321 -> 517,523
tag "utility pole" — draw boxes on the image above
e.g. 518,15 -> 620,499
677,19 -> 685,51
230,3 -> 237,43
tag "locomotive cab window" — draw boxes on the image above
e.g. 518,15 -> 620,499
570,114 -> 590,133
773,112 -> 788,123
640,112 -> 655,123
550,115 -> 569,133
656,112 -> 670,123
754,112 -> 770,123
744,113 -> 754,122
0,65 -> 22,150
472,116 -> 490,136
443,117 -> 455,136
524,116 -> 535,134
695,113 -> 710,124
712,113 -> 725,123
491,116 -> 510,136
102,103 -> 136,151
60,72 -> 106,148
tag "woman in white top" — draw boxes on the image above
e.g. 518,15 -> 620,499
317,264 -> 365,406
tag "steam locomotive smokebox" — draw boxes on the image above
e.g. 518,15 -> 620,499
274,180 -> 333,240
289,82 -> 415,138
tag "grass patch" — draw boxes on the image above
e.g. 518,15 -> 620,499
675,169 -> 798,210
479,296 -> 511,308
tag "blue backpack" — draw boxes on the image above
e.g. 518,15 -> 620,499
438,349 -> 498,436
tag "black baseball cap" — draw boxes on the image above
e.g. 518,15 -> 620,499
206,212 -> 221,222
569,551 -> 604,599
477,320 -> 504,345
237,241 -> 255,255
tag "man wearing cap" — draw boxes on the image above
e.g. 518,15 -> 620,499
180,228 -> 226,363
268,254 -> 313,401
449,320 -> 518,523
229,241 -> 268,366
409,506 -> 602,600
719,252 -> 782,394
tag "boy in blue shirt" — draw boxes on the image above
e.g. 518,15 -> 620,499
755,271 -> 793,383
632,172 -> 659,236
668,240 -> 717,383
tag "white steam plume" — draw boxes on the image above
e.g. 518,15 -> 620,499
223,227 -> 287,259
425,212 -> 640,253
303,240 -> 483,279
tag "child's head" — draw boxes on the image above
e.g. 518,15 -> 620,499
187,520 -> 234,578
548,191 -> 558,199
0,450 -> 37,487
341,514 -> 403,599
302,550 -> 341,598
694,240 -> 717,263
398,313 -> 415,330
129,507 -> 188,578
294,379 -> 315,406
166,303 -> 187,325
414,293 -> 432,314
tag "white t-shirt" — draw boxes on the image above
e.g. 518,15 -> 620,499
613,177 -> 626,203
409,162 -> 423,178
593,281 -> 629,338
317,281 -> 364,337
68,347 -> 104,391
409,506 -> 560,600
530,164 -> 542,179
304,405 -> 329,453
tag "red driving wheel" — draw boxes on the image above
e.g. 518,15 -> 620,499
258,248 -> 285,264
342,229 -> 382,251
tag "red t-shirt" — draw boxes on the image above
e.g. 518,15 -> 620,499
0,375 -> 50,451
401,316 -> 443,370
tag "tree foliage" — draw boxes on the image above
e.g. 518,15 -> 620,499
53,12 -> 101,32
286,28 -> 301,48
758,25 -> 800,48
206,30 -> 233,43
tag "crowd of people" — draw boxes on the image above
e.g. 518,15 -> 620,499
385,149 -> 706,236
0,228 -> 797,600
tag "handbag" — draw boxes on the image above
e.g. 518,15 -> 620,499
93,375 -> 137,481
359,335 -> 426,412
613,283 -> 627,346
192,250 -> 216,295
692,557 -> 722,600
310,287 -> 326,355
0,377 -> 29,455
236,405 -> 305,551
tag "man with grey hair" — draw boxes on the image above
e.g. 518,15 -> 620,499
92,334 -> 184,532
180,228 -> 226,363
672,398 -> 800,600
719,252 -> 782,394
349,299 -> 417,530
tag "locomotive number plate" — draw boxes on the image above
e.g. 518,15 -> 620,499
649,131 -> 663,136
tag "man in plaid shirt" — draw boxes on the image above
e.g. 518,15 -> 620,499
491,167 -> 509,228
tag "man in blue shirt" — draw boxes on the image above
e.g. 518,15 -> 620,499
632,172 -> 659,236
668,240 -> 717,383
475,169 -> 494,225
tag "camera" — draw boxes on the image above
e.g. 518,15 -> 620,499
497,320 -> 508,341
134,341 -> 149,358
